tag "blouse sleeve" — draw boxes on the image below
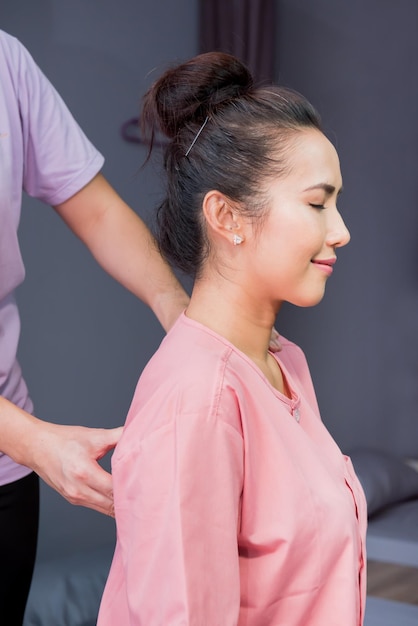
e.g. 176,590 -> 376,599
113,412 -> 244,625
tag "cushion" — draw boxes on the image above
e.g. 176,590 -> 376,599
23,544 -> 113,626
364,596 -> 418,626
367,499 -> 418,566
349,448 -> 418,517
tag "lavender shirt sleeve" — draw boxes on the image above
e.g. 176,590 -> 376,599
12,34 -> 104,205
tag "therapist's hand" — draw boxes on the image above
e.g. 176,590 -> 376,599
269,327 -> 282,352
30,422 -> 122,517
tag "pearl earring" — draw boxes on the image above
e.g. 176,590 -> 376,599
233,234 -> 244,246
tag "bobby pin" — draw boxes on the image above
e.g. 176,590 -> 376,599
184,116 -> 210,157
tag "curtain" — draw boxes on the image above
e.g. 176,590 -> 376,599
199,0 -> 276,83
121,1 -> 276,144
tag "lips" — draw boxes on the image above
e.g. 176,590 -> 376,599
312,257 -> 336,267
311,257 -> 336,275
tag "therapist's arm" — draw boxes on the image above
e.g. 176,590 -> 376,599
54,173 -> 190,332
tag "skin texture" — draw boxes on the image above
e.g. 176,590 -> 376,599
186,129 -> 350,394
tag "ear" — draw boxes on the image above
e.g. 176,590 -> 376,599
202,190 -> 245,245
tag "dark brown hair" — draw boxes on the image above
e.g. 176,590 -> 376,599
141,52 -> 321,277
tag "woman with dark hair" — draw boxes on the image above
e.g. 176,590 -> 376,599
98,52 -> 367,626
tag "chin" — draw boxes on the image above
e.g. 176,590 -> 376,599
293,291 -> 326,308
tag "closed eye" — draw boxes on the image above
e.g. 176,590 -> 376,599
309,203 -> 326,210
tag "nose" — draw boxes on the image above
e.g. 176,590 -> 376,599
326,209 -> 351,249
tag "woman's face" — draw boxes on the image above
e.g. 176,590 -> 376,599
244,128 -> 350,310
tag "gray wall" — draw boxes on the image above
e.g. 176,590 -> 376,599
1,0 -> 417,564
275,0 -> 418,457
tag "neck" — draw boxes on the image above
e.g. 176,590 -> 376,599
186,278 -> 279,362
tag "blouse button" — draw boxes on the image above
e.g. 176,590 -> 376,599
293,408 -> 300,422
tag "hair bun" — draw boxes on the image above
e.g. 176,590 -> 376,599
142,52 -> 253,139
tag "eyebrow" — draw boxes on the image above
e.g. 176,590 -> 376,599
303,183 -> 343,196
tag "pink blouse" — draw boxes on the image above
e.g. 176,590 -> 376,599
98,313 -> 367,625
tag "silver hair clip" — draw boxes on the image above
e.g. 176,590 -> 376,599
185,116 -> 209,157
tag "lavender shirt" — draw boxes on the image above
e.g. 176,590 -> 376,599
0,30 -> 104,485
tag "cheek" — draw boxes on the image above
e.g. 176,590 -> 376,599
251,211 -> 324,270
297,216 -> 325,250
284,217 -> 324,256
274,208 -> 322,237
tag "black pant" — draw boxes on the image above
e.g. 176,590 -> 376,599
0,472 -> 39,626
